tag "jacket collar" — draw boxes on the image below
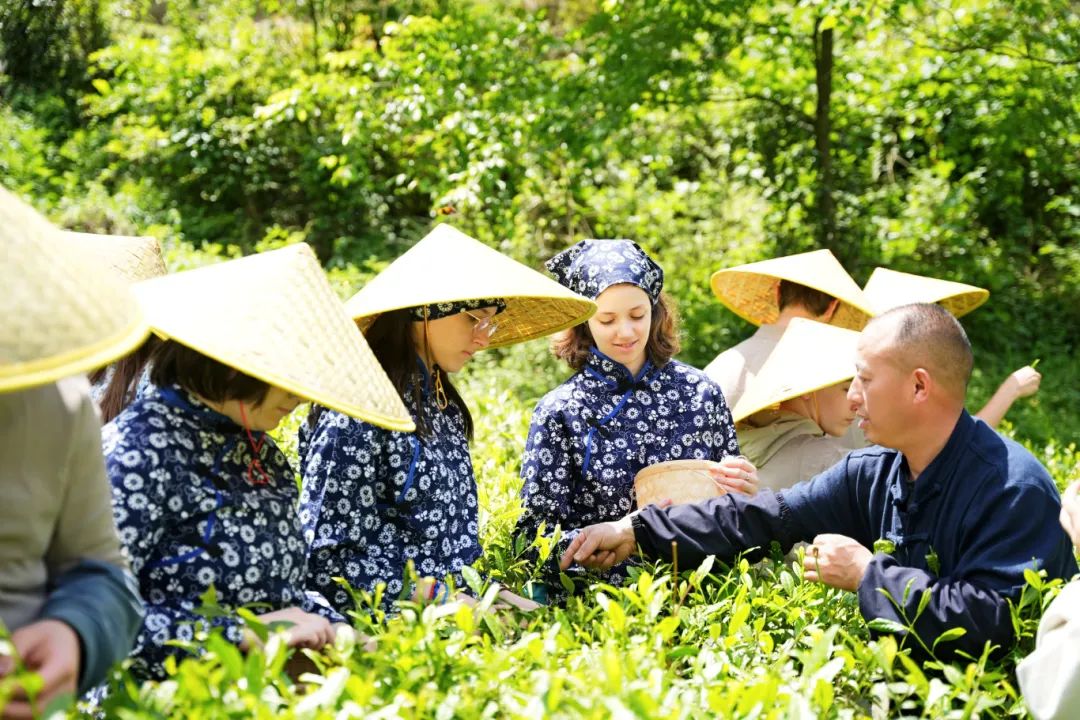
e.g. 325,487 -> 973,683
891,410 -> 973,507
583,347 -> 658,392
155,383 -> 262,437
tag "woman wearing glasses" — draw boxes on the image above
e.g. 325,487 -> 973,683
515,239 -> 756,602
298,225 -> 595,611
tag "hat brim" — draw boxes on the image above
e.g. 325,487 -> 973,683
710,250 -> 874,331
1,187 -> 152,392
731,318 -> 861,423
863,267 -> 989,318
347,224 -> 596,347
134,243 -> 415,432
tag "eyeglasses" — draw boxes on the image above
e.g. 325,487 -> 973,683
461,309 -> 499,339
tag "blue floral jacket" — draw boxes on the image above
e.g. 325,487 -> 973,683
516,348 -> 740,596
103,384 -> 340,679
298,359 -> 481,612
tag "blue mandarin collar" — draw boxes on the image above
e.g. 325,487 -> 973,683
155,384 -> 266,439
583,347 -> 658,392
890,410 -> 974,508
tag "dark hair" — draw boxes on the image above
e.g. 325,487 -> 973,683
778,279 -> 836,317
551,290 -> 681,371
90,337 -> 159,424
149,340 -> 271,406
871,303 -> 974,397
307,308 -> 473,440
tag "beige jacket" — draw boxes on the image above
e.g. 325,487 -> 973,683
0,376 -> 128,630
703,324 -> 785,411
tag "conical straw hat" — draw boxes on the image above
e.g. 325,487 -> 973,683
344,224 -> 596,348
732,318 -> 860,423
0,187 -> 150,393
862,267 -> 988,318
133,243 -> 414,431
63,231 -> 167,283
710,249 -> 874,331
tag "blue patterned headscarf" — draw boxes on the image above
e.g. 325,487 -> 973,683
545,239 -> 664,303
408,298 -> 507,321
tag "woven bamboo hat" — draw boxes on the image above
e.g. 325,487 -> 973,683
0,187 -> 150,393
63,231 -> 167,283
732,318 -> 860,423
862,267 -> 989,318
133,243 -> 414,431
344,224 -> 596,348
710,249 -> 874,331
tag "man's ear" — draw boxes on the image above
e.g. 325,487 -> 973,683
912,367 -> 932,403
822,298 -> 840,322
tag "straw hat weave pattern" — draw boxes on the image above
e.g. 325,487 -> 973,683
0,187 -> 150,392
345,224 -> 596,348
711,249 -> 874,331
134,243 -> 414,431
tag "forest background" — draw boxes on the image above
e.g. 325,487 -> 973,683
1,0 -> 1078,717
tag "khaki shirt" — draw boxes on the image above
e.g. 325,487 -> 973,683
737,411 -> 853,492
0,377 -> 127,631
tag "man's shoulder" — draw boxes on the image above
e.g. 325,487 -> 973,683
967,420 -> 1055,492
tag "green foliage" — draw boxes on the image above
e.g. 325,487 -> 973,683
3,1 -> 1079,715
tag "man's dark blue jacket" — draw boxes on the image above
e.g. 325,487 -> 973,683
632,411 -> 1078,661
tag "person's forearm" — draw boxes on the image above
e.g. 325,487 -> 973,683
974,384 -> 1017,428
632,491 -> 795,568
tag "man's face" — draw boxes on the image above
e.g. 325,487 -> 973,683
848,322 -> 910,448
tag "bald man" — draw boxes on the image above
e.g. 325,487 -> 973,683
562,304 -> 1076,662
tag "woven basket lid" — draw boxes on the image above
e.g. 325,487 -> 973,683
0,187 -> 150,393
345,224 -> 596,348
634,459 -> 724,509
710,249 -> 874,331
862,267 -> 989,318
732,318 -> 860,423
63,231 -> 167,283
133,243 -> 414,431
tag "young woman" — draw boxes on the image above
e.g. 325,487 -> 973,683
515,239 -> 755,600
103,243 -> 412,679
299,224 -> 595,612
731,318 -> 861,491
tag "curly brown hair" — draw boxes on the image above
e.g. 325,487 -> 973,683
551,291 -> 681,370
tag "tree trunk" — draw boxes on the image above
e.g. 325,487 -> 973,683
813,17 -> 836,249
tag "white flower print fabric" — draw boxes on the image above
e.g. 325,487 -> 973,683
515,348 -> 740,599
298,360 -> 481,613
102,384 -> 341,680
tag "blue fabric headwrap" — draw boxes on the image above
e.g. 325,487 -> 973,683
408,298 -> 507,321
545,239 -> 664,302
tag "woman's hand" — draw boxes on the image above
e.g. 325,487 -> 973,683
710,455 -> 759,496
242,606 -> 335,651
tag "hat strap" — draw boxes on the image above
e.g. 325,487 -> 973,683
422,307 -> 449,411
238,402 -> 270,485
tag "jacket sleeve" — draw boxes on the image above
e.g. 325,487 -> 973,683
857,478 -> 1075,663
299,412 -> 407,613
41,560 -> 143,694
42,381 -> 143,692
515,403 -> 582,582
632,455 -> 862,568
632,491 -> 800,567
1017,582 -> 1080,720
